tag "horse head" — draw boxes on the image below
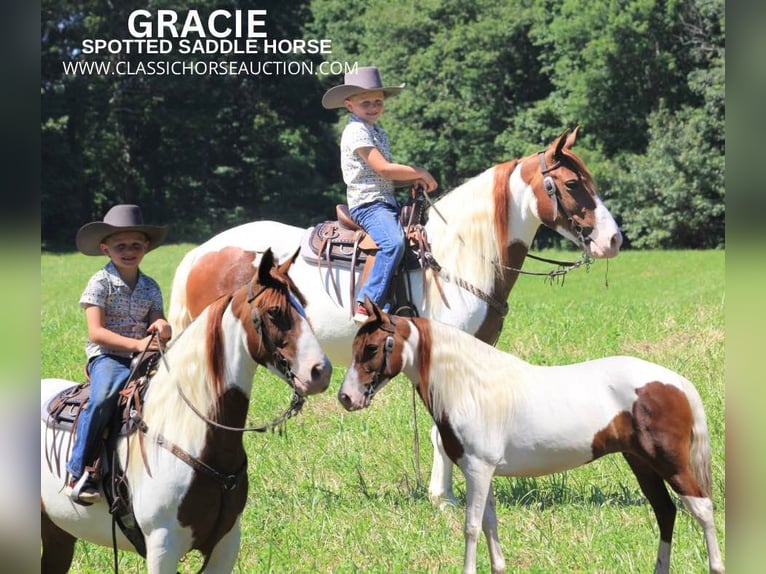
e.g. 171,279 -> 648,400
338,296 -> 407,411
526,126 -> 623,258
231,248 -> 332,397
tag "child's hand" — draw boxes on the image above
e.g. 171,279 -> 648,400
413,168 -> 438,193
147,319 -> 172,344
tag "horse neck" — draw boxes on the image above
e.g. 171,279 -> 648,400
425,161 -> 542,299
140,299 -> 257,449
408,318 -> 530,423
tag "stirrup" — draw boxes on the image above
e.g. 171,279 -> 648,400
69,470 -> 101,506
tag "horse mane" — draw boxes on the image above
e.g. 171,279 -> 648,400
492,160 -> 518,268
425,160 -> 518,310
128,293 -> 238,470
206,294 -> 235,404
424,320 -> 529,429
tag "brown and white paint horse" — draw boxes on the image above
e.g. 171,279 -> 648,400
167,127 -> 623,507
41,249 -> 332,574
338,300 -> 724,574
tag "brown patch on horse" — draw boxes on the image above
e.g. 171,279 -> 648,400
492,160 -> 518,268
187,247 -> 257,318
409,317 -> 465,464
176,387 -> 249,558
592,381 -> 706,498
474,241 -> 528,345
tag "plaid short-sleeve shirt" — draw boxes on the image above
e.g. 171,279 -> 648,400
341,114 -> 397,210
79,261 -> 164,359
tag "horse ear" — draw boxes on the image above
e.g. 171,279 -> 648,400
554,128 -> 570,158
564,125 -> 580,149
277,247 -> 300,276
363,295 -> 379,320
258,248 -> 276,284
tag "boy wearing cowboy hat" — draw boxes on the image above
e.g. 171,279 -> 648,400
66,204 -> 171,504
323,66 -> 438,322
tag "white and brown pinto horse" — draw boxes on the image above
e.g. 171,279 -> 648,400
167,127 -> 623,506
41,249 -> 332,574
338,301 -> 724,574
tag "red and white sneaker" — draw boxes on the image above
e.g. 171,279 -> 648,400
353,303 -> 370,324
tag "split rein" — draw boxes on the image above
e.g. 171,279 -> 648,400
417,189 -> 594,317
150,307 -> 307,435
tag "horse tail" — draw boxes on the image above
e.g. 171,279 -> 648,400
168,247 -> 197,334
685,381 -> 713,498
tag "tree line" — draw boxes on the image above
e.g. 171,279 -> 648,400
41,0 -> 724,249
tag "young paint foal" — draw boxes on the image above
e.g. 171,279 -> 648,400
41,249 -> 332,574
338,300 -> 724,574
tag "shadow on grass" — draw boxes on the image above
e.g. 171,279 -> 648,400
491,474 -> 649,509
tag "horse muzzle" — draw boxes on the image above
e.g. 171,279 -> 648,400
293,356 -> 332,397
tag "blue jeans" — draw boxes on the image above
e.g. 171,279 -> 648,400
66,354 -> 132,479
350,201 -> 405,311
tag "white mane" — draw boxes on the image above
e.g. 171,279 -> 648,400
128,304 -> 225,472
425,320 -> 532,431
425,167 -> 501,309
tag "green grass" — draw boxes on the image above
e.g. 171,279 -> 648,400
41,247 -> 725,573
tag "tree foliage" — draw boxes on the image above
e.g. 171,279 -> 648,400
42,0 -> 724,249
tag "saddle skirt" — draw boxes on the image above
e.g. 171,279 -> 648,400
42,351 -> 160,436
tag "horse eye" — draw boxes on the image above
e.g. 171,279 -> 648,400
267,306 -> 281,319
362,344 -> 378,359
565,180 -> 579,191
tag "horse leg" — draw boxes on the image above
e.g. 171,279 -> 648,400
623,453 -> 676,574
678,495 -> 724,574
482,487 -> 506,574
41,510 -> 76,574
461,458 -> 495,574
428,424 -> 458,509
144,529 -> 186,574
201,520 -> 241,573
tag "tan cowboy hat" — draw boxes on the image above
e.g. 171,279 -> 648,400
75,204 -> 169,256
322,66 -> 405,109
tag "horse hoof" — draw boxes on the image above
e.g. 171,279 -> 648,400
428,491 -> 459,510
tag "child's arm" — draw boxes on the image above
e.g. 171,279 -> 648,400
357,147 -> 438,192
84,305 -> 166,353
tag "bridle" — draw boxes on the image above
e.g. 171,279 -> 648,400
173,281 -> 309,434
537,151 -> 593,247
362,317 -> 398,403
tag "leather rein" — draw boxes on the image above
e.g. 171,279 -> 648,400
417,161 -> 594,318
173,282 -> 308,434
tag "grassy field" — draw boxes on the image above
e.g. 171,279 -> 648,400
41,246 -> 725,573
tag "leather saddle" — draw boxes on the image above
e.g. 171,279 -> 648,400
42,351 -> 160,557
299,199 -> 433,316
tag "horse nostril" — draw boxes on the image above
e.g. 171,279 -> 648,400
338,391 -> 350,406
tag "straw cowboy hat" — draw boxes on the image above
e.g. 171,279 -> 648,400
75,204 -> 169,256
322,66 -> 405,109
